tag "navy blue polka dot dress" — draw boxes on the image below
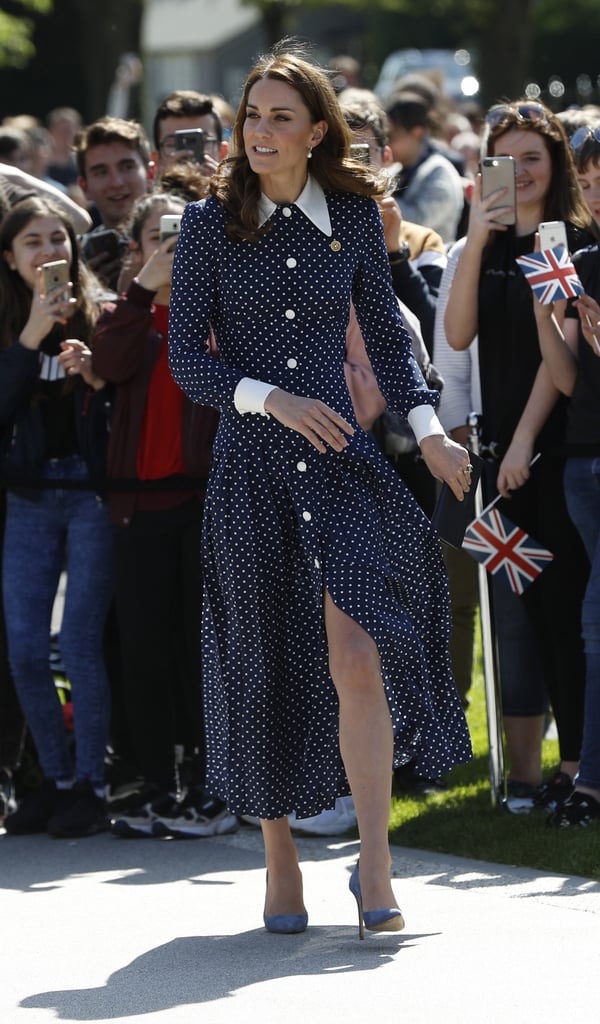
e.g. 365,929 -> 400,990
168,178 -> 472,819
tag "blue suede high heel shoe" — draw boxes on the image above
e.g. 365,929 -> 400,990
263,873 -> 308,934
349,863 -> 405,940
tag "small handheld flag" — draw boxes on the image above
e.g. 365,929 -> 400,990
463,507 -> 554,595
516,244 -> 583,304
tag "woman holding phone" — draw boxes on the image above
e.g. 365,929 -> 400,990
444,100 -> 598,812
531,123 -> 600,826
91,192 -> 232,840
0,196 -> 113,838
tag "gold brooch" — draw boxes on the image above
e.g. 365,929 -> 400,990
330,240 -> 342,252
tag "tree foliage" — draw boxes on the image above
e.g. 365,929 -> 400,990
0,0 -> 52,68
242,0 -> 600,105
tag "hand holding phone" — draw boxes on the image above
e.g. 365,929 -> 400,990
480,156 -> 516,226
40,259 -> 70,297
20,260 -> 74,349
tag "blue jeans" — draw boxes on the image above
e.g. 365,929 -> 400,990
493,577 -> 550,716
2,457 -> 113,786
564,457 -> 600,789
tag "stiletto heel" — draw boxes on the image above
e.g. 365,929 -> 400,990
349,863 -> 365,939
263,872 -> 308,934
349,863 -> 405,940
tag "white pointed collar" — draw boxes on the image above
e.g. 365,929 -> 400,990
257,175 -> 332,236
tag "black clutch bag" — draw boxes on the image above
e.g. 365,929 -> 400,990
430,451 -> 484,548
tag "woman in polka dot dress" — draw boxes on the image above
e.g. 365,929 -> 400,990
169,47 -> 473,937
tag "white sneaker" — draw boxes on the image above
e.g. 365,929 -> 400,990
239,814 -> 261,828
239,797 -> 358,836
152,792 -> 239,838
289,796 -> 357,836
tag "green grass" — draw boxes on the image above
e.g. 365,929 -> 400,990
388,637 -> 600,881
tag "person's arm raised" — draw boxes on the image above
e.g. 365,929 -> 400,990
0,163 -> 92,233
444,174 -> 512,351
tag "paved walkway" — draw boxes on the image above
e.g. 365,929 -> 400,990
1,822 -> 599,1024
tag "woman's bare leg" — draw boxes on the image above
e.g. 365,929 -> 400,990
260,816 -> 305,917
324,589 -> 398,912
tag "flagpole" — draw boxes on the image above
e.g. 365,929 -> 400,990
467,413 -> 506,809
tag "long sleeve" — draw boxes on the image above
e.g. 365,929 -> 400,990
351,198 -> 440,420
434,239 -> 481,433
0,341 -> 39,426
92,280 -> 156,382
168,199 -> 247,411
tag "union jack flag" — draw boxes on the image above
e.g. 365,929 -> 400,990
462,508 -> 554,595
516,244 -> 583,304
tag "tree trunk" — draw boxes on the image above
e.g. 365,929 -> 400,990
259,1 -> 297,47
479,0 -> 535,105
75,0 -> 144,120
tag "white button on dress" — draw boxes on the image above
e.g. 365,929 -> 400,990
282,207 -> 292,217
167,184 -> 473,825
297,461 -> 307,472
286,258 -> 297,268
285,309 -> 295,320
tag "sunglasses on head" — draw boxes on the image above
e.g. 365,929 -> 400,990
485,102 -> 550,130
570,124 -> 600,153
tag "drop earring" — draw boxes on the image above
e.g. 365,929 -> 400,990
307,147 -> 313,160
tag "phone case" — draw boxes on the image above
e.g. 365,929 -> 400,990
40,260 -> 69,293
538,221 -> 568,251
174,129 -> 205,162
430,451 -> 484,548
84,230 -> 120,259
481,157 -> 516,226
159,215 -> 182,244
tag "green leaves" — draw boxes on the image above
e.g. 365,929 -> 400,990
0,0 -> 53,69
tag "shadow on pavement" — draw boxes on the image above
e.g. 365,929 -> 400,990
19,928 -> 433,1020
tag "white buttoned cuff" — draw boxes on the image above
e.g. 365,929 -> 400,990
407,405 -> 446,444
234,377 -> 278,417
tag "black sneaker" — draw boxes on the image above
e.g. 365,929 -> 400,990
104,753 -> 147,813
0,768 -> 17,822
547,791 -> 600,828
47,780 -> 109,838
151,789 -> 238,839
4,778 -> 73,834
111,791 -> 175,838
533,770 -> 574,812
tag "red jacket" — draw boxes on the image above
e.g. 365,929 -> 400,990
92,279 -> 218,525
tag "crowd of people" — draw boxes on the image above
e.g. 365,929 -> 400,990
1,38 -> 599,935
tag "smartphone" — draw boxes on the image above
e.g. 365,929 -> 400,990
174,128 -> 205,164
481,156 -> 516,225
82,228 -> 120,261
349,143 -> 370,165
40,259 -> 70,297
159,214 -> 182,247
538,220 -> 568,252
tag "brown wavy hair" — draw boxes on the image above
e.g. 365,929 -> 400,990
484,99 -> 599,237
0,196 -> 100,351
210,43 -> 387,242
